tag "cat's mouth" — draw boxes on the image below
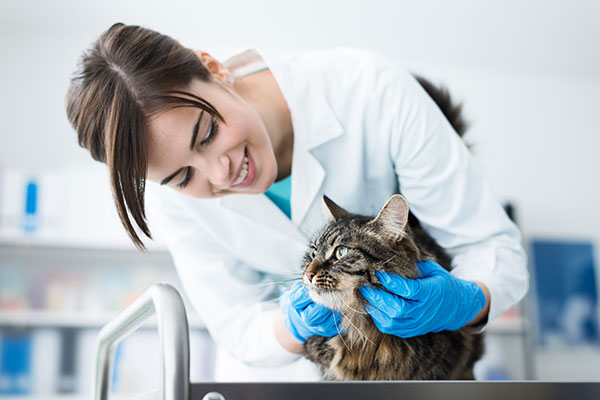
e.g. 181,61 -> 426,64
305,276 -> 363,312
302,271 -> 337,306
303,270 -> 338,290
307,287 -> 345,310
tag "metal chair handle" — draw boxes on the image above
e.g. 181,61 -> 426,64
93,283 -> 190,400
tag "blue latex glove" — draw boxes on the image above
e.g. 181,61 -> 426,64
279,281 -> 344,343
360,260 -> 486,337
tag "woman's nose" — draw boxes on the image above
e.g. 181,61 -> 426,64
205,154 -> 230,187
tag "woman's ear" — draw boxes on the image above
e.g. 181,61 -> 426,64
194,50 -> 234,87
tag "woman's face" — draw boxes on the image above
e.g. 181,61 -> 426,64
145,78 -> 278,198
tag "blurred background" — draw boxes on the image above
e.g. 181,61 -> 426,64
1,0 -> 599,398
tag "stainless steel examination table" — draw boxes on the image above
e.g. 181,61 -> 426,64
93,284 -> 600,400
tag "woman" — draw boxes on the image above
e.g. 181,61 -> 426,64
66,23 -> 528,380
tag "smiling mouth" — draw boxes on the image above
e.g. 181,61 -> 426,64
232,155 -> 249,186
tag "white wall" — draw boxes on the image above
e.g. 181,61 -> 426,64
1,0 -> 599,233
1,0 -> 599,380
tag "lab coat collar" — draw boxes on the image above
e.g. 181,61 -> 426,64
264,50 -> 343,225
289,80 -> 343,225
220,49 -> 344,237
218,192 -> 307,243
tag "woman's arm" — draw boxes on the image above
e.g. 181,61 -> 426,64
469,281 -> 491,326
273,308 -> 304,354
146,183 -> 303,366
381,67 -> 529,325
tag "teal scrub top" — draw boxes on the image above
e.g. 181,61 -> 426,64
264,175 -> 292,219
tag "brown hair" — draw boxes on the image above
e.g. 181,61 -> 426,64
65,23 -> 224,250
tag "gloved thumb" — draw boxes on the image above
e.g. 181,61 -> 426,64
375,270 -> 419,298
415,260 -> 446,277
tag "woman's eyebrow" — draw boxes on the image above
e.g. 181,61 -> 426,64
189,110 -> 205,150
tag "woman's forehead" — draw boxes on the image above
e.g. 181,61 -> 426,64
145,106 -> 197,181
147,106 -> 198,142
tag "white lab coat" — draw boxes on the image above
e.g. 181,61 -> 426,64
146,48 -> 529,381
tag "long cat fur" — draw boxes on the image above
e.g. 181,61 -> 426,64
301,76 -> 483,380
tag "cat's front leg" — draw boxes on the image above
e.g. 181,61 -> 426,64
304,335 -> 335,372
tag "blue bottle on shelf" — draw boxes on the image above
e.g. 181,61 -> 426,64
0,332 -> 33,395
23,179 -> 38,234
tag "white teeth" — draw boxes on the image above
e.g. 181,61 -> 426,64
232,156 -> 249,186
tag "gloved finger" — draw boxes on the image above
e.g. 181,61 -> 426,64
302,312 -> 341,336
329,310 -> 345,329
280,288 -> 311,314
375,270 -> 423,299
415,260 -> 447,277
365,305 -> 416,335
332,310 -> 344,324
369,315 -> 390,335
393,327 -> 425,338
302,302 -> 334,324
287,282 -> 313,309
364,304 -> 392,327
403,298 -> 446,332
317,311 -> 345,335
365,306 -> 423,337
360,286 -> 408,318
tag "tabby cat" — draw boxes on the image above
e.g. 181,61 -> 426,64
301,77 -> 483,380
302,194 -> 484,380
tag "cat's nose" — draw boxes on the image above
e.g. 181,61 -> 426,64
305,271 -> 315,283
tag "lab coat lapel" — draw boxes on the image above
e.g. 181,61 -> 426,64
218,193 -> 305,243
290,80 -> 343,226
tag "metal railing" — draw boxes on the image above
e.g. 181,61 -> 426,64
93,283 -> 190,400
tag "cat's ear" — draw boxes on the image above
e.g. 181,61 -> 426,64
322,195 -> 351,222
371,194 -> 410,236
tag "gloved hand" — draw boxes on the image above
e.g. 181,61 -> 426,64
359,260 -> 486,337
279,281 -> 344,343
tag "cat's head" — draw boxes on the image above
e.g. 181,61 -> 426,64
302,194 -> 422,310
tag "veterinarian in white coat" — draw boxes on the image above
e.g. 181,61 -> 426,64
143,48 -> 529,380
66,24 -> 529,381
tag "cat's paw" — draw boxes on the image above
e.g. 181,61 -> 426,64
303,335 -> 334,365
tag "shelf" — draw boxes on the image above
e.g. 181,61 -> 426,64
0,240 -> 174,267
0,232 -> 167,252
0,309 -> 517,334
0,310 -> 205,330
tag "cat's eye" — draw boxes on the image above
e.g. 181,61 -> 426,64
335,246 -> 349,260
310,248 -> 317,259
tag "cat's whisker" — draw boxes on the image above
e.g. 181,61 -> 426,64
380,254 -> 398,266
337,299 -> 374,348
337,293 -> 368,315
337,307 -> 357,351
332,309 -> 351,352
244,277 -> 301,289
264,297 -> 284,305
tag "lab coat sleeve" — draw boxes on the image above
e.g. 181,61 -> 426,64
382,68 -> 529,325
146,185 -> 302,367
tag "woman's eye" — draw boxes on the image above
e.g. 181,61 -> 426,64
200,118 -> 218,146
177,168 -> 193,188
335,246 -> 349,260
